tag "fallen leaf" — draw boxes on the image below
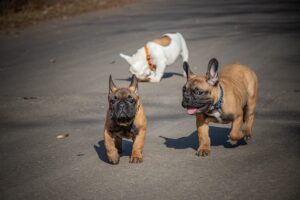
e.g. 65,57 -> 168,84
56,133 -> 69,139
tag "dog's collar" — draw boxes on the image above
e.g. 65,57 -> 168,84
209,84 -> 224,111
144,45 -> 156,71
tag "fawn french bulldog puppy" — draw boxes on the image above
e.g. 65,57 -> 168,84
182,58 -> 258,156
104,75 -> 147,164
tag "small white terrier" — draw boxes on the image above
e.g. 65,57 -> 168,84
120,32 -> 189,82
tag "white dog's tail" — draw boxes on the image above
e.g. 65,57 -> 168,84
178,33 -> 189,62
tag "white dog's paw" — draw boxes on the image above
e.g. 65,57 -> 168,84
149,77 -> 161,83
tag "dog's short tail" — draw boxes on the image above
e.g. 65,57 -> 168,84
178,32 -> 189,62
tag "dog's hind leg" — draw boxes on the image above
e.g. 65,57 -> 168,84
243,74 -> 257,139
178,33 -> 189,77
178,33 -> 189,62
229,114 -> 244,141
242,95 -> 257,139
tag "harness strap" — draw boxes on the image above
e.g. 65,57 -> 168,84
209,84 -> 224,111
144,45 -> 156,71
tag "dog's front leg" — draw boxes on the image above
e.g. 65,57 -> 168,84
114,136 -> 122,154
130,127 -> 146,163
196,114 -> 211,156
149,60 -> 166,82
104,129 -> 120,164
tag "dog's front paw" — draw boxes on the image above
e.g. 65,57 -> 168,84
109,158 -> 120,165
107,153 -> 120,165
149,75 -> 162,83
243,135 -> 251,141
129,156 -> 143,164
196,148 -> 210,157
242,129 -> 252,141
137,77 -> 150,82
149,78 -> 160,83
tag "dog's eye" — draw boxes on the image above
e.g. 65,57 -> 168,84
194,88 -> 203,95
127,95 -> 134,103
110,96 -> 118,104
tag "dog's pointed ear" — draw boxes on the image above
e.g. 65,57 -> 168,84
183,61 -> 195,80
109,75 -> 118,94
206,58 -> 219,86
120,53 -> 132,65
129,75 -> 138,94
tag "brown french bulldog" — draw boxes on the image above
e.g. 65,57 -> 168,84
103,75 -> 147,164
182,58 -> 258,156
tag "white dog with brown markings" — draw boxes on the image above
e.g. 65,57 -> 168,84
120,32 -> 189,82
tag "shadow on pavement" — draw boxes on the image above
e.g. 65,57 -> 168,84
94,139 -> 133,164
160,126 -> 247,150
163,72 -> 184,78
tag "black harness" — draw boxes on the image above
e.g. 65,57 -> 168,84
205,84 -> 224,122
109,121 -> 138,137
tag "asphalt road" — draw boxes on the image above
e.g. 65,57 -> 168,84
0,0 -> 300,199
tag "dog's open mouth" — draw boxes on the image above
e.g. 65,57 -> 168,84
186,104 -> 208,115
187,107 -> 200,115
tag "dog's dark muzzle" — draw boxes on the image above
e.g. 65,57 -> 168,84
182,93 -> 213,111
117,112 -> 133,123
111,101 -> 136,123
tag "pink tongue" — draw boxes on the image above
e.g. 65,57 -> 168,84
187,107 -> 199,115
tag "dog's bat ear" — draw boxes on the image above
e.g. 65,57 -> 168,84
129,75 -> 138,94
109,75 -> 118,93
183,61 -> 195,80
207,58 -> 219,85
120,53 -> 132,65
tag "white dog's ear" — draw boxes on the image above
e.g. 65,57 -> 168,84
120,53 -> 133,65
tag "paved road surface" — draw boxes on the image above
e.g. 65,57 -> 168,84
0,0 -> 299,199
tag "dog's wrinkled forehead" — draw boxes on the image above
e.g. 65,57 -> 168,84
186,76 -> 210,90
112,88 -> 138,99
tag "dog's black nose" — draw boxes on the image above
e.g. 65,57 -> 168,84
119,113 -> 127,121
120,116 -> 126,121
119,102 -> 126,109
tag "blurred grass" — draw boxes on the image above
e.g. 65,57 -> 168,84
0,0 -> 136,31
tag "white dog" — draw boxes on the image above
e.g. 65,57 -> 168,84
120,32 -> 189,82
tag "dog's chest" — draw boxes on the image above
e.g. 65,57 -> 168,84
205,109 -> 234,124
110,124 -> 138,139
